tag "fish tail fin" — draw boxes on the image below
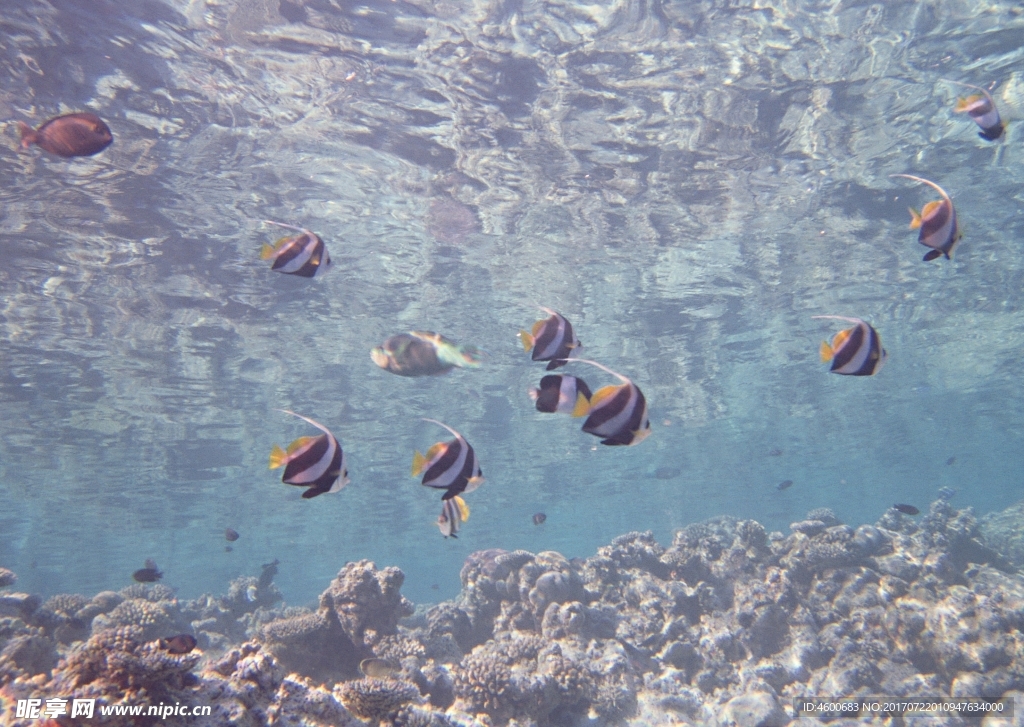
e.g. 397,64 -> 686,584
268,444 -> 288,469
457,345 -> 483,368
519,330 -> 534,351
16,122 -> 36,148
412,450 -> 428,476
259,243 -> 276,260
819,341 -> 834,363
908,208 -> 922,229
571,392 -> 591,418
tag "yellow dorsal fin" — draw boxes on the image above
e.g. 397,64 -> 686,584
519,329 -> 534,352
269,444 -> 288,469
921,200 -> 943,219
954,95 -> 981,112
531,319 -> 545,337
819,340 -> 834,363
412,450 -> 427,476
454,496 -> 470,522
572,391 -> 591,418
589,384 -> 624,408
286,436 -> 316,455
908,207 -> 922,230
831,328 -> 852,352
259,243 -> 276,260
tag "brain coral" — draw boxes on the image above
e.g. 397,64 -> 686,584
91,597 -> 186,642
321,560 -> 413,652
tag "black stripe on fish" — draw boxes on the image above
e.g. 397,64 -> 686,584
422,440 -> 481,498
582,384 -> 650,446
531,313 -> 580,370
439,497 -> 463,538
830,322 -> 886,376
271,234 -> 329,277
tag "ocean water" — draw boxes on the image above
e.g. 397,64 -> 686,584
1,0 -> 1023,619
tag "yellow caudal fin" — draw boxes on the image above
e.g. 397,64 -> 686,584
819,341 -> 834,363
571,392 -> 591,418
519,330 -> 534,352
269,444 -> 288,469
454,496 -> 470,522
412,450 -> 428,476
908,207 -> 922,230
260,243 -> 276,260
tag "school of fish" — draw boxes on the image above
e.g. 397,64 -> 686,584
15,76 -> 1002,544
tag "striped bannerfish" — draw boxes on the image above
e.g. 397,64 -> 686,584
813,316 -> 887,376
565,359 -> 651,446
945,80 -> 1004,141
438,495 -> 469,538
371,331 -> 482,377
529,374 -> 592,416
520,308 -> 582,370
260,220 -> 331,278
269,410 -> 349,499
891,175 -> 960,262
412,419 -> 484,500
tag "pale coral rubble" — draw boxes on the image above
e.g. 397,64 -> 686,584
3,499 -> 1024,726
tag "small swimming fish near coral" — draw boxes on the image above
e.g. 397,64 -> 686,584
224,527 -> 239,542
945,80 -> 1004,141
132,559 -> 162,583
777,479 -> 793,491
371,331 -> 482,377
564,359 -> 651,446
894,503 -> 920,515
269,410 -> 349,499
260,220 -> 331,278
159,634 -> 198,654
520,308 -> 582,370
412,419 -> 484,500
359,657 -> 400,678
891,174 -> 960,262
18,112 -> 113,157
529,374 -> 592,415
813,316 -> 887,376
438,495 -> 470,538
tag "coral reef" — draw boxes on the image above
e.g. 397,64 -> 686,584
4,498 -> 1024,726
0,569 -> 16,589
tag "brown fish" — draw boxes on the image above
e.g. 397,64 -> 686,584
132,558 -> 162,582
18,112 -> 113,157
359,657 -> 399,678
893,503 -> 920,515
225,527 -> 240,542
532,512 -> 546,525
160,634 -> 198,654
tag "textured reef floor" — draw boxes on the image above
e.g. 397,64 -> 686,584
3,500 -> 1024,726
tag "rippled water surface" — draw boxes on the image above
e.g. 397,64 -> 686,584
2,0 -> 1023,607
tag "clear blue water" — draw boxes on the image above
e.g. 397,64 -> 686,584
1,0 -> 1023,613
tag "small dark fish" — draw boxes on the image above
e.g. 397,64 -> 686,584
359,658 -> 399,678
371,332 -> 481,377
768,448 -> 783,457
431,583 -> 439,590
413,419 -> 484,500
132,560 -> 162,582
260,221 -> 330,278
438,495 -> 469,538
159,634 -> 198,655
225,528 -> 239,542
891,174 -> 960,262
946,80 -> 1004,141
258,559 -> 279,591
894,503 -> 920,515
568,359 -> 651,446
777,479 -> 794,491
520,308 -> 582,370
533,512 -> 546,525
225,546 -> 233,552
269,410 -> 349,499
529,374 -> 591,415
18,112 -> 113,157
946,456 -> 956,466
814,316 -> 887,376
